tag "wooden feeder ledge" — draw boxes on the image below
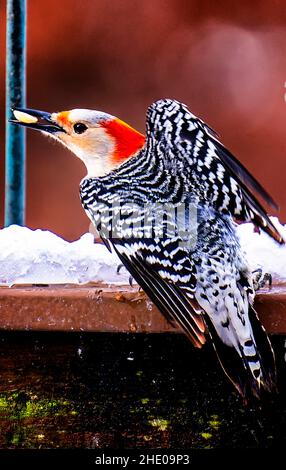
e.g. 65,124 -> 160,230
0,283 -> 285,334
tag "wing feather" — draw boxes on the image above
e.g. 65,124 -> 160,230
183,120 -> 284,244
111,241 -> 206,348
207,130 -> 278,211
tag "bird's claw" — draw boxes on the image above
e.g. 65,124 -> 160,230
116,263 -> 124,275
252,268 -> 272,291
117,263 -> 136,288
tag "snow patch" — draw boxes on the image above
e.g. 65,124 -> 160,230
0,225 -> 130,286
238,217 -> 286,280
0,219 -> 285,286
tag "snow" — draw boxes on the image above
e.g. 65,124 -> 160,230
0,225 -> 130,286
0,219 -> 285,286
238,217 -> 286,280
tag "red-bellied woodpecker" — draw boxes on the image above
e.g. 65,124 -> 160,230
11,99 -> 284,399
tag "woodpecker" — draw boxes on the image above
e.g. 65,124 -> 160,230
11,99 -> 283,399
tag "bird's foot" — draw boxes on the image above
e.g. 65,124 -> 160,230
252,268 -> 272,291
117,263 -> 136,288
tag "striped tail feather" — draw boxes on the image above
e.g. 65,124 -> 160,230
247,305 -> 277,393
204,305 -> 276,399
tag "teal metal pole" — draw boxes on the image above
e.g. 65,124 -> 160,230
5,0 -> 27,226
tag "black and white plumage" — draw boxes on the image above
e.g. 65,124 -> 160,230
12,99 -> 283,399
80,99 -> 281,398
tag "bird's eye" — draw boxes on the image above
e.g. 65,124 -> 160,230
73,123 -> 88,134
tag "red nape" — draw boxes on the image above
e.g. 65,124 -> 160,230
102,118 -> 146,164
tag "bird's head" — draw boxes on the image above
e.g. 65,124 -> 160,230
11,108 -> 146,177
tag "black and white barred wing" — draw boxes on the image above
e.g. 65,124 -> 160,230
87,193 -> 206,347
146,99 -> 284,244
109,236 -> 206,349
192,128 -> 283,244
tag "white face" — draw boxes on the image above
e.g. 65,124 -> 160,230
13,106 -> 145,178
49,109 -> 117,177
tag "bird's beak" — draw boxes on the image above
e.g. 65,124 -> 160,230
9,107 -> 65,134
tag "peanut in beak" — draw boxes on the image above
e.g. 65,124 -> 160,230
13,110 -> 38,124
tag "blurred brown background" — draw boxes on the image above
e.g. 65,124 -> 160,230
0,0 -> 286,240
